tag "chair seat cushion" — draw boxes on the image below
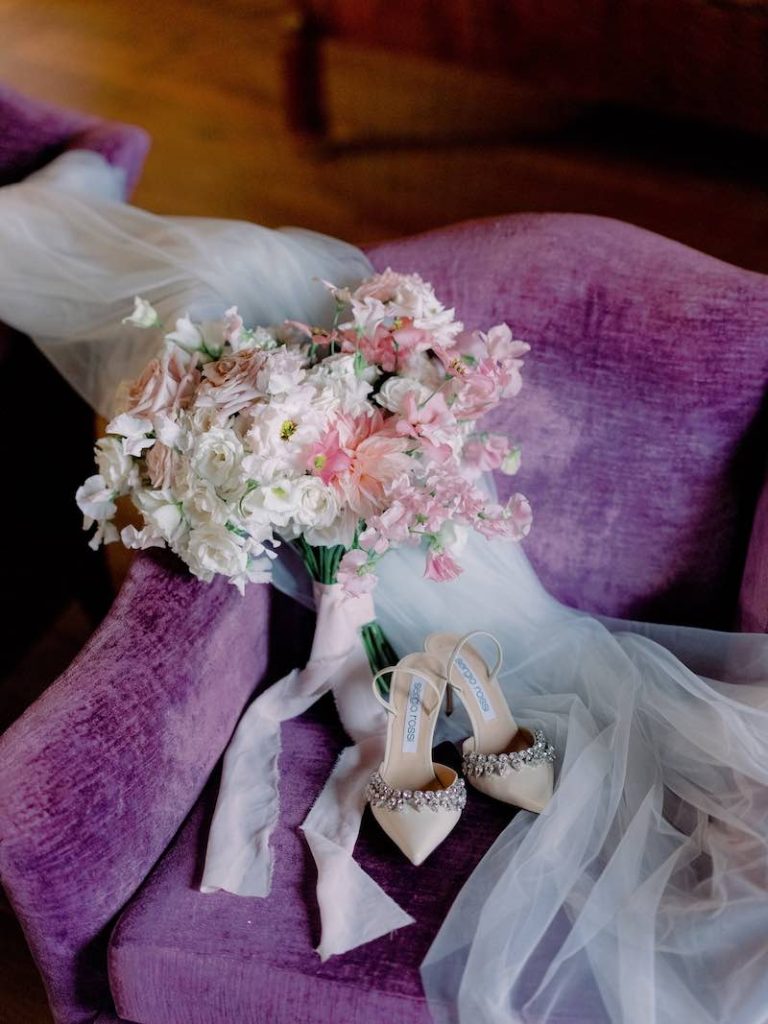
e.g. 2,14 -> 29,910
108,701 -> 514,1024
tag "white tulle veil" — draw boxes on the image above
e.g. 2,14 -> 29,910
2,152 -> 767,1024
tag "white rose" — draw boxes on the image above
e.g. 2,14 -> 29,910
76,475 -> 117,522
190,428 -> 243,490
94,437 -> 137,492
291,476 -> 339,529
375,376 -> 430,414
185,523 -> 248,581
122,296 -> 159,329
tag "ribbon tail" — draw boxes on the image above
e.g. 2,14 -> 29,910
301,740 -> 414,959
200,673 -> 295,896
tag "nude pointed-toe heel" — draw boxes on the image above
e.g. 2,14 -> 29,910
365,652 -> 466,865
426,631 -> 556,813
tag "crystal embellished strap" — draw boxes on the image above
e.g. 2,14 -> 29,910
462,729 -> 555,777
365,771 -> 467,812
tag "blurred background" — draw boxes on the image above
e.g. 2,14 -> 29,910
0,1 -> 766,1019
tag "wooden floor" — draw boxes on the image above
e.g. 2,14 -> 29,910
1,1 -> 766,1022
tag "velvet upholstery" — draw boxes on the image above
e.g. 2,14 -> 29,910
367,215 -> 768,629
0,83 -> 149,194
0,554 -> 272,1024
1,214 -> 766,1024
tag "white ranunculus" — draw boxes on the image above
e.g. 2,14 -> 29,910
185,523 -> 248,581
122,296 -> 159,329
291,476 -> 339,529
375,375 -> 430,414
190,428 -> 244,490
95,436 -> 137,492
76,475 -> 117,522
257,347 -> 305,395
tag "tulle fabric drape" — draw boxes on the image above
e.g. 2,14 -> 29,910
372,538 -> 768,1024
2,152 -> 767,1024
0,151 -> 373,416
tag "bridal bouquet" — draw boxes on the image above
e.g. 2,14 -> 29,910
77,269 -> 531,673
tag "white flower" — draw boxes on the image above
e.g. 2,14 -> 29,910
185,523 -> 248,582
501,446 -> 522,475
290,476 -> 339,529
375,376 -> 430,414
95,436 -> 137,492
304,505 -> 359,548
166,315 -> 203,353
190,428 -> 244,490
122,296 -> 159,329
436,520 -> 468,555
240,480 -> 296,530
106,412 -> 155,457
134,488 -> 185,544
76,475 -> 117,521
88,520 -> 119,551
120,524 -> 165,550
256,347 -> 305,395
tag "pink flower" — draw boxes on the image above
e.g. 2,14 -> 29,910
424,548 -> 463,582
306,428 -> 353,485
504,493 -> 533,540
337,549 -> 378,596
463,433 -> 511,475
223,306 -> 244,346
145,441 -> 178,490
339,414 -> 412,519
125,345 -> 200,418
451,364 -> 500,418
394,392 -> 455,451
340,325 -> 398,373
196,348 -> 267,417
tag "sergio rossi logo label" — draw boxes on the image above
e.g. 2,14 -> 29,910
455,656 -> 497,722
402,676 -> 425,753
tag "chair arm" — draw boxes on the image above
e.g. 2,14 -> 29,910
0,550 -> 271,1024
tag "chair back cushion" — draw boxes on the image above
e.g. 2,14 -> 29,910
366,214 -> 768,628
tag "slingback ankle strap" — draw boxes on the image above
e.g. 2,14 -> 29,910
372,664 -> 446,718
444,631 -> 503,716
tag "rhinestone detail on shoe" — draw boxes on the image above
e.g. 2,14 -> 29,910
365,772 -> 467,812
462,729 -> 556,777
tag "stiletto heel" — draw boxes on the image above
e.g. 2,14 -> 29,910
426,631 -> 556,813
365,652 -> 466,865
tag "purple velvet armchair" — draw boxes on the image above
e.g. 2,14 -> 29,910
0,85 -> 150,682
1,213 -> 767,1024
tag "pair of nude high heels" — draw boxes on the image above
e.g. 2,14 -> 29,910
365,631 -> 556,865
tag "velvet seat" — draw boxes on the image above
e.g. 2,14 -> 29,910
1,212 -> 767,1024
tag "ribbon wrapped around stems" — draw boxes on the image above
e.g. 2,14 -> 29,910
201,582 -> 414,958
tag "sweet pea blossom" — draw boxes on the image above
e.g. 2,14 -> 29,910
122,296 -> 160,329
